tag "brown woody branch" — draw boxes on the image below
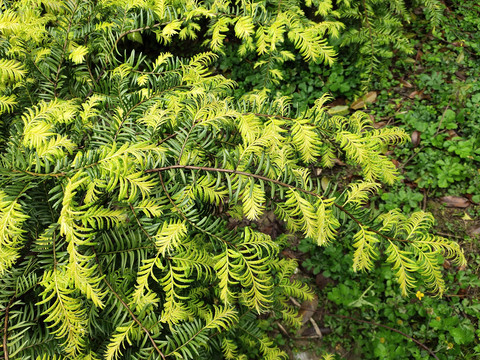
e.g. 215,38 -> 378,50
145,164 -> 408,243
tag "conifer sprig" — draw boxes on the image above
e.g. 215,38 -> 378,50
0,1 -> 462,358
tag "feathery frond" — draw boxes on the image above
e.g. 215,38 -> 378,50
0,1 -> 461,358
0,58 -> 26,82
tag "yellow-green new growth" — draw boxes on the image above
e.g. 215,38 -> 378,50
0,1 -> 462,359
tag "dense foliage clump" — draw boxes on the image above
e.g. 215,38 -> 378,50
0,1 -> 465,359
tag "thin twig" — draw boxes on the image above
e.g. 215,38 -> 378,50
3,298 -> 14,360
157,172 -> 234,247
327,313 -> 440,360
31,61 -> 55,85
361,0 -> 376,86
113,85 -> 186,142
290,297 -> 443,358
53,1 -> 79,97
398,144 -> 425,170
309,318 -> 323,338
9,168 -> 66,178
399,104 -> 450,170
176,121 -> 197,166
96,245 -> 154,256
276,322 -> 290,338
434,104 -> 450,137
147,164 -> 409,243
158,132 -> 178,145
128,203 -> 155,243
434,231 -> 464,240
422,187 -> 429,211
93,250 -> 166,360
86,18 -> 179,99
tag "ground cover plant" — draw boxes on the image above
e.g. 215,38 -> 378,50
284,1 -> 480,359
0,0 -> 473,359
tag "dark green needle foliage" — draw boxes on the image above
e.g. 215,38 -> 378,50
332,0 -> 444,85
0,1 -> 464,359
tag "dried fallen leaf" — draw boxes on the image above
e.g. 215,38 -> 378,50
391,159 -> 400,168
280,249 -> 297,259
408,90 -> 424,99
315,273 -> 333,290
446,130 -> 460,140
468,227 -> 480,238
364,91 -> 377,104
309,318 -> 323,338
298,295 -> 319,325
399,79 -> 413,88
350,98 -> 365,110
455,71 -> 466,81
411,130 -> 421,147
373,121 -> 387,129
439,196 -> 470,208
350,91 -> 378,110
